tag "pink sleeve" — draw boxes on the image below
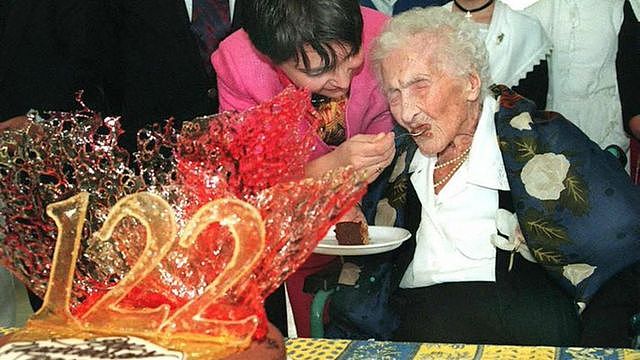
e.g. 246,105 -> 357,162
363,109 -> 394,135
211,30 -> 285,112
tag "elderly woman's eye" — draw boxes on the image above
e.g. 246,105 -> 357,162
388,91 -> 401,105
415,79 -> 430,89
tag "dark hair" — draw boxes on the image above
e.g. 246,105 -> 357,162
243,0 -> 363,73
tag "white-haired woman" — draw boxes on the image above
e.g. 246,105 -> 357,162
349,6 -> 640,346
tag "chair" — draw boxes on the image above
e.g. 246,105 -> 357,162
302,259 -> 342,338
632,313 -> 640,349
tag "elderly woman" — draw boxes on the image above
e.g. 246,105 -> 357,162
339,6 -> 640,346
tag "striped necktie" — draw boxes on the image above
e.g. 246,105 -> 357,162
190,0 -> 231,77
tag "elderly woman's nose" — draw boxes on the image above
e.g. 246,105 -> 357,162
400,95 -> 420,123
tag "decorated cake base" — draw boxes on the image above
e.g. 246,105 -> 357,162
0,322 -> 285,360
0,336 -> 185,360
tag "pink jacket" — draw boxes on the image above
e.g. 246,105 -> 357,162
211,7 -> 393,160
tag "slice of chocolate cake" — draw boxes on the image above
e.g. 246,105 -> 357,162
334,221 -> 369,245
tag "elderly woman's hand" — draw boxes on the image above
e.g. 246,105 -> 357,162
311,132 -> 395,181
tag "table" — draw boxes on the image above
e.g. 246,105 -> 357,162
3,327 -> 640,359
285,338 -> 640,360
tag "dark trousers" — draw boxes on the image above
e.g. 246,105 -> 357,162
580,261 -> 640,348
265,285 -> 287,336
393,250 -> 581,346
27,289 -> 43,312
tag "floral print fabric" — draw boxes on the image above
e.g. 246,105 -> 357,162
493,85 -> 640,309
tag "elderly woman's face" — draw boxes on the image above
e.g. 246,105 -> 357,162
380,38 -> 476,155
278,43 -> 365,99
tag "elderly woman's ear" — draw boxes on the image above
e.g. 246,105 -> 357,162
465,71 -> 482,102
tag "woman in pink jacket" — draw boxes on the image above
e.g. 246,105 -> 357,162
212,0 -> 394,338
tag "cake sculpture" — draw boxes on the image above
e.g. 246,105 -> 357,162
0,87 -> 367,359
334,222 -> 370,245
0,336 -> 185,359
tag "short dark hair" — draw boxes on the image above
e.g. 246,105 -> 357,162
243,0 -> 363,73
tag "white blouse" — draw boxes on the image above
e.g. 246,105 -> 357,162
401,96 -> 511,288
522,0 -> 629,153
444,1 -> 552,87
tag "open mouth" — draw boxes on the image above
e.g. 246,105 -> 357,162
410,128 -> 426,137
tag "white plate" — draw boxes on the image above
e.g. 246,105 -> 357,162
314,225 -> 411,256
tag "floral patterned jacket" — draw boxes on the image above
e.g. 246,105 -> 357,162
362,85 -> 640,311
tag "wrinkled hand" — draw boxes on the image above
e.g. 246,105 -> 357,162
0,115 -> 29,133
333,132 -> 395,182
304,132 -> 395,182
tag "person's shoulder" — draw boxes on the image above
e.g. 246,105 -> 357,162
361,6 -> 389,29
517,0 -> 554,27
494,1 -> 550,47
497,1 -> 545,28
213,29 -> 269,73
361,6 -> 389,45
216,29 -> 254,56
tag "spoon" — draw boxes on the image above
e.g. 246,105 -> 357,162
395,129 -> 426,139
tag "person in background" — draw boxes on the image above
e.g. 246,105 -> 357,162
212,0 -> 395,337
359,6 -> 639,346
103,0 -> 233,152
229,0 -> 249,31
359,0 -> 448,15
522,0 -> 631,162
0,0 -> 235,311
0,0 -> 233,152
0,0 -> 111,130
443,0 -> 550,109
578,0 -> 640,348
620,0 -> 640,140
0,0 -> 112,313
618,1 -> 640,182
